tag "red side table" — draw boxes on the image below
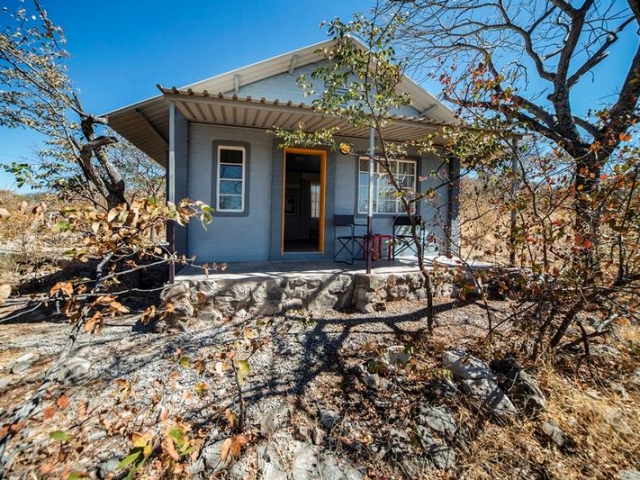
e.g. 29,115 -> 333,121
363,234 -> 392,261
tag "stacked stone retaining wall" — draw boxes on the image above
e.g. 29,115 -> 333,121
187,271 -> 456,317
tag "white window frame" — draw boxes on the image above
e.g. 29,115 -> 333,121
357,157 -> 417,214
216,145 -> 246,213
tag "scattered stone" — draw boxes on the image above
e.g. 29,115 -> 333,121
295,425 -> 311,442
280,345 -> 294,355
611,383 -> 629,400
442,350 -> 496,381
227,452 -> 255,480
311,426 -> 324,445
461,378 -> 518,419
427,445 -> 456,470
10,352 -> 39,374
88,430 -> 107,442
319,451 -> 363,480
490,356 -> 546,414
53,356 -> 91,383
362,371 -> 380,388
257,444 -> 287,480
444,350 -> 517,419
319,409 -> 341,429
388,428 -> 412,456
541,420 -> 574,451
260,404 -> 291,437
287,441 -> 363,480
586,388 -> 600,399
379,378 -> 393,390
619,469 -> 640,480
400,457 -> 431,478
417,404 -> 457,436
424,380 -> 457,400
97,454 -> 122,479
191,439 -> 233,475
232,308 -> 249,322
290,442 -> 319,480
0,376 -> 18,389
385,345 -> 411,366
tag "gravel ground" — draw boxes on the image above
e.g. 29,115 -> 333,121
0,297 -> 506,478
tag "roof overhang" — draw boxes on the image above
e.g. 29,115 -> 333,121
107,87 -> 457,167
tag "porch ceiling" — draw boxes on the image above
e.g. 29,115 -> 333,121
107,87 -> 455,167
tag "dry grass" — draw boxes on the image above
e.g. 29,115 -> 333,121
542,369 -> 639,478
405,300 -> 640,479
458,178 -> 512,265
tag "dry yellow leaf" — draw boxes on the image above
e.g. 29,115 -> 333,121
0,284 -> 11,305
85,312 -> 102,333
109,301 -> 130,314
229,435 -> 248,458
220,437 -> 232,462
162,436 -> 180,461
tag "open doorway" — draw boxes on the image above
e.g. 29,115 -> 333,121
282,148 -> 325,253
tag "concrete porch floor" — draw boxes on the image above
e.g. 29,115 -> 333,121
176,254 -> 497,281
176,256 -> 440,282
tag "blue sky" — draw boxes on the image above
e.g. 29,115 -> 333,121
1,1 -> 637,191
0,0 -> 369,190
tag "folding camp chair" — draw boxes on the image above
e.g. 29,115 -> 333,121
391,215 -> 425,260
333,215 -> 366,264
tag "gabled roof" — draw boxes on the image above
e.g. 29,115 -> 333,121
106,37 -> 456,165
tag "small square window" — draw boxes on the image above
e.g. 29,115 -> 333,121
217,146 -> 245,212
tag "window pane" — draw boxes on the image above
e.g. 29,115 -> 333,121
220,164 -> 242,179
357,157 -> 416,215
219,179 -> 242,195
219,195 -> 241,210
397,161 -> 416,189
310,183 -> 320,218
358,171 -> 369,213
380,200 -> 396,214
398,161 -> 415,176
220,148 -> 243,164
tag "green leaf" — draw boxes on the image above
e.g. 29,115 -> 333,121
236,358 -> 251,384
169,426 -> 186,448
52,220 -> 70,232
236,359 -> 251,375
67,472 -> 88,480
49,430 -> 72,442
117,450 -> 142,470
179,356 -> 191,369
194,381 -> 209,398
181,444 -> 197,455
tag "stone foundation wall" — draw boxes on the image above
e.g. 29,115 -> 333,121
185,271 -> 455,318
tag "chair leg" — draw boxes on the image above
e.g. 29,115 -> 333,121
334,236 -> 355,265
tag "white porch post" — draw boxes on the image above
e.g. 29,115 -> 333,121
167,101 -> 176,283
367,127 -> 375,274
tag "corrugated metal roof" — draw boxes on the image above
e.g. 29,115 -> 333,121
105,37 -> 458,165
